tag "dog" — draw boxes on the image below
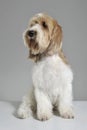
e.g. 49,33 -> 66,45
17,13 -> 74,121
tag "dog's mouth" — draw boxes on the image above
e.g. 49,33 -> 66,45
25,31 -> 37,47
28,38 -> 39,54
29,39 -> 37,48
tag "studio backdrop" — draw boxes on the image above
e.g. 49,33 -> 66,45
0,0 -> 87,101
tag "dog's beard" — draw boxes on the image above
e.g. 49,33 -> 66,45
28,39 -> 41,62
28,39 -> 40,55
29,39 -> 38,48
28,37 -> 47,62
25,33 -> 50,61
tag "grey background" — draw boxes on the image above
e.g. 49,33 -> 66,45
0,0 -> 87,101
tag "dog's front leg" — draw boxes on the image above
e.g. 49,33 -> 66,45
58,84 -> 74,119
35,89 -> 53,121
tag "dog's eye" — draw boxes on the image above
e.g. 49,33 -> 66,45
35,21 -> 38,24
42,21 -> 48,28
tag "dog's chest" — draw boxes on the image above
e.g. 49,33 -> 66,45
32,55 -> 71,91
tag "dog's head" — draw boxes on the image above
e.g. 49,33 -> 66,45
23,13 -> 63,61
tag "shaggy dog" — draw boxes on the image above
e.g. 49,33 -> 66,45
17,13 -> 74,121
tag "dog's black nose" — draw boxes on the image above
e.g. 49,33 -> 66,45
27,30 -> 37,38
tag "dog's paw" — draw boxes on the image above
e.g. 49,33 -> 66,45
17,108 -> 32,119
59,108 -> 74,119
37,111 -> 53,121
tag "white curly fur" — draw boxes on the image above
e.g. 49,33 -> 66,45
17,54 -> 74,120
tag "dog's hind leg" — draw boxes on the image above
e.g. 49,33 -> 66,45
17,87 -> 36,119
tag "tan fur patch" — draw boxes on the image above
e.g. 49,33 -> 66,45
58,49 -> 68,64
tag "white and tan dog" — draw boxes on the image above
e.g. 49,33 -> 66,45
17,13 -> 74,121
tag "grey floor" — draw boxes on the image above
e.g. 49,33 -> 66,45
0,101 -> 87,130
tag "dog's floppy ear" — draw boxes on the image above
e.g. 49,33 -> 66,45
51,20 -> 62,49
